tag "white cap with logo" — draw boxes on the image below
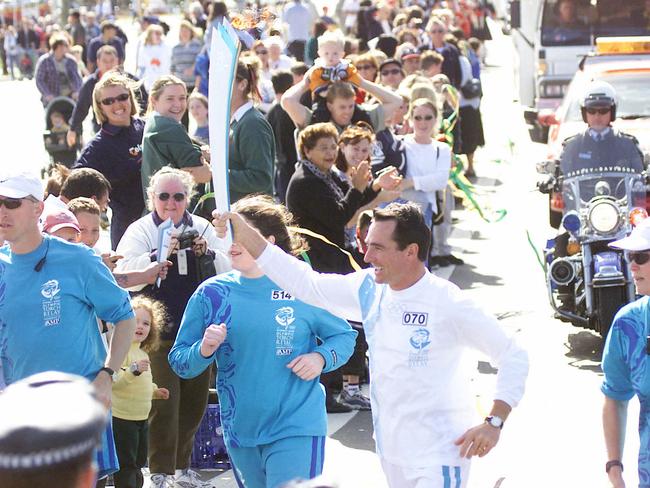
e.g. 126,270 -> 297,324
609,219 -> 650,251
0,171 -> 44,202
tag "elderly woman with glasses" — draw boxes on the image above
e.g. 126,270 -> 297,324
115,166 -> 229,488
75,71 -> 146,249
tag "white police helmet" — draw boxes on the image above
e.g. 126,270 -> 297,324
580,80 -> 617,121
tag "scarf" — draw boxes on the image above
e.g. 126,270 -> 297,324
301,159 -> 346,201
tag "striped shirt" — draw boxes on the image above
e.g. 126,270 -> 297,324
171,39 -> 202,88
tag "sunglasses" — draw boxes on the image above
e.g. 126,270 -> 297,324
413,114 -> 434,121
356,64 -> 374,70
157,192 -> 186,202
431,29 -> 445,33
255,49 -> 268,55
0,197 -> 25,209
381,68 -> 401,76
586,107 -> 610,115
100,93 -> 130,106
626,251 -> 650,265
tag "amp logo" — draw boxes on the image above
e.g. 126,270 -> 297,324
402,312 -> 428,326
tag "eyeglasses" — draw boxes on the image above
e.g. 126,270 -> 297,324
381,68 -> 401,76
255,49 -> 268,55
156,192 -> 186,202
100,93 -> 130,106
626,251 -> 650,265
0,197 -> 25,209
413,114 -> 434,121
356,64 -> 374,70
586,107 -> 610,115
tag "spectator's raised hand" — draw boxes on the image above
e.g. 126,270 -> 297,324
350,161 -> 372,191
143,260 -> 172,285
374,166 -> 402,191
192,236 -> 208,257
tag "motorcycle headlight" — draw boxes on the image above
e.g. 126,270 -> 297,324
588,201 -> 620,234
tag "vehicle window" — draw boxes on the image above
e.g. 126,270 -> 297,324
541,0 -> 650,46
565,72 -> 650,121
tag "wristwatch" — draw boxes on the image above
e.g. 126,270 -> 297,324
98,366 -> 116,382
484,415 -> 504,429
129,362 -> 142,377
606,460 -> 623,473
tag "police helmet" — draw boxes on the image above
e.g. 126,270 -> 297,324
580,80 -> 617,122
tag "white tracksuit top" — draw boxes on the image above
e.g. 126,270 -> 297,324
257,244 -> 528,468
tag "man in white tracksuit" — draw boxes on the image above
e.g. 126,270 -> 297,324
213,202 -> 529,488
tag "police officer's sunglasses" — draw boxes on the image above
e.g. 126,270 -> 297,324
625,251 -> 650,265
585,108 -> 610,115
100,93 -> 130,106
156,192 -> 186,202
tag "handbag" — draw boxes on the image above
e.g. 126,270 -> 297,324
461,78 -> 482,98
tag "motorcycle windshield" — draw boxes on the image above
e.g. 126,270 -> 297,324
561,172 -> 647,214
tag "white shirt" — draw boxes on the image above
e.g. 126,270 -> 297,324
269,55 -> 294,72
232,101 -> 254,123
402,136 -> 452,213
257,244 -> 529,468
282,0 -> 314,41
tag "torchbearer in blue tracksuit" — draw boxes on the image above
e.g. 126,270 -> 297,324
169,195 -> 356,488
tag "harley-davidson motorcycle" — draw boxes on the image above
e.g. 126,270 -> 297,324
537,160 -> 648,339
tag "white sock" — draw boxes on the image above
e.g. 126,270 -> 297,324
345,383 -> 360,395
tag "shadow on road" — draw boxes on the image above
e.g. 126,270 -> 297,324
452,263 -> 504,290
565,330 -> 603,374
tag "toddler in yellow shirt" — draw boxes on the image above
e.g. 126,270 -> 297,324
112,296 -> 170,488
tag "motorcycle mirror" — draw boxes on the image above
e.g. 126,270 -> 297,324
536,160 -> 555,174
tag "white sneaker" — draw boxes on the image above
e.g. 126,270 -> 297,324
174,469 -> 213,488
150,473 -> 174,488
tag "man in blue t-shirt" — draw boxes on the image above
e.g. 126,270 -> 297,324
0,170 -> 136,481
603,219 -> 650,488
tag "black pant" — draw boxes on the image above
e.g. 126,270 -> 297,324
113,417 -> 148,488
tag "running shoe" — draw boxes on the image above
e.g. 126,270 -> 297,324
150,474 -> 174,488
174,469 -> 214,488
339,390 -> 372,410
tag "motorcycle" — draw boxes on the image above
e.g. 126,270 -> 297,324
537,160 -> 648,339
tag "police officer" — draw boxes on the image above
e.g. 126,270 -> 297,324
560,80 -> 644,179
0,372 -> 108,488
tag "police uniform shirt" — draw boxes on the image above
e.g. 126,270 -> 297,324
560,128 -> 644,178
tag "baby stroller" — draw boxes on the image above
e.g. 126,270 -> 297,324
42,96 -> 80,171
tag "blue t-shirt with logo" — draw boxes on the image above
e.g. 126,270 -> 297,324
169,271 -> 357,448
602,295 -> 650,488
0,235 -> 134,385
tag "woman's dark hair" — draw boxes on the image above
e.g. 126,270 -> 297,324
313,20 -> 328,38
297,122 -> 339,159
373,202 -> 431,262
232,195 -> 308,256
335,122 -> 374,172
208,1 -> 228,21
236,58 -> 261,102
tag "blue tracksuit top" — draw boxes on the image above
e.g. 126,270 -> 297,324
169,271 -> 357,448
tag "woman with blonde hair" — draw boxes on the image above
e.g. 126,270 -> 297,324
136,24 -> 171,91
75,70 -> 145,248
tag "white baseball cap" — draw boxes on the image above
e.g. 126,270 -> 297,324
609,219 -> 650,251
0,171 -> 44,202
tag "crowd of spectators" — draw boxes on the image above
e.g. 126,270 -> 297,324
0,0 -> 497,486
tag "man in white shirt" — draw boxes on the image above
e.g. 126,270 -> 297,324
282,0 -> 314,61
212,202 -> 529,488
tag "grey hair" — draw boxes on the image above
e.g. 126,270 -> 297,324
146,167 -> 196,211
